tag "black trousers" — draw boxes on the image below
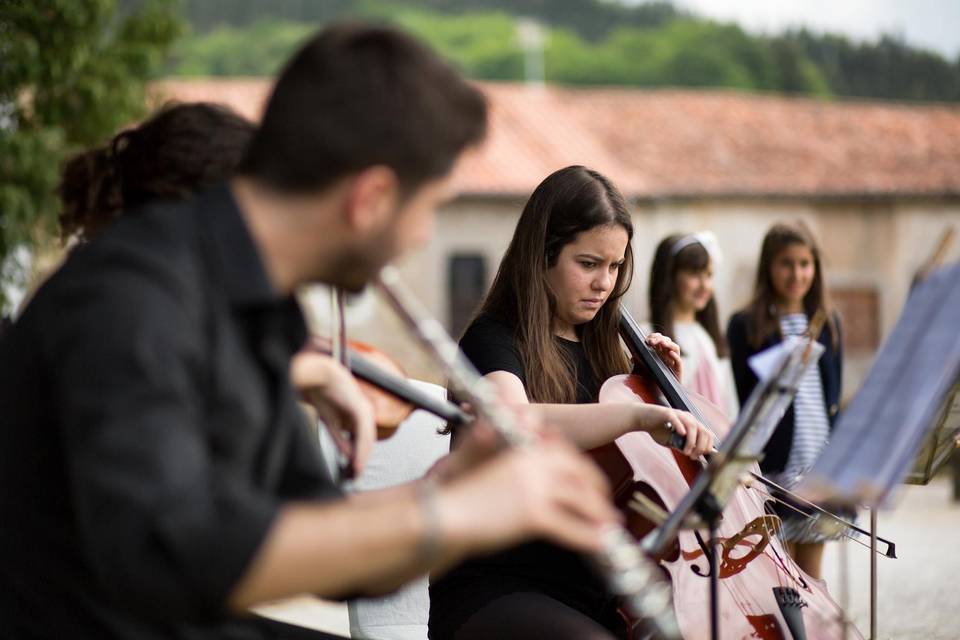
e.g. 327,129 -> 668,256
234,615 -> 350,639
428,579 -> 627,640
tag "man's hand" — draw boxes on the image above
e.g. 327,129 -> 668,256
426,403 -> 540,484
290,351 -> 375,474
229,410 -> 620,606
434,433 -> 620,560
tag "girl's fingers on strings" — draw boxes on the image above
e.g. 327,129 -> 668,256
695,426 -> 714,458
646,333 -> 683,378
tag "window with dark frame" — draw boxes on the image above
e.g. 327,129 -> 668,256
448,253 -> 487,337
829,286 -> 881,353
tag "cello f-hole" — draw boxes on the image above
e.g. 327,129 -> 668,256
689,531 -> 715,578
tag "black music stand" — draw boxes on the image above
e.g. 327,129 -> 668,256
642,335 -> 825,640
796,262 -> 960,640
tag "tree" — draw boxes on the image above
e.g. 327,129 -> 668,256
172,17 -> 312,76
0,0 -> 182,312
779,29 -> 960,102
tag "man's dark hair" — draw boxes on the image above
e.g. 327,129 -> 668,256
238,23 -> 488,194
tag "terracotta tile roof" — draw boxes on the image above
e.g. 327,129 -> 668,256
152,77 -> 272,121
152,78 -> 960,199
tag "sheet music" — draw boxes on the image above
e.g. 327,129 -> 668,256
748,336 -> 807,382
798,263 -> 960,506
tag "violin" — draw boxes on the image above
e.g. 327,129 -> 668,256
592,308 -> 864,640
297,287 -> 469,479
304,335 -> 470,439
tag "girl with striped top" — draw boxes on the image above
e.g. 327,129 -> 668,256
726,221 -> 846,579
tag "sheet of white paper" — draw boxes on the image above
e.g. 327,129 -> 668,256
748,336 -> 823,382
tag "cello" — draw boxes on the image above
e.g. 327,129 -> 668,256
592,307 -> 864,639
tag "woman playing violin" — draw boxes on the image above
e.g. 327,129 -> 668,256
428,165 -> 713,640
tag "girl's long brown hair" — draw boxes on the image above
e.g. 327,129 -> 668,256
745,221 -> 838,349
649,234 -> 728,358
478,165 -> 634,403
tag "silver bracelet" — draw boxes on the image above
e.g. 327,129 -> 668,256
415,477 -> 442,567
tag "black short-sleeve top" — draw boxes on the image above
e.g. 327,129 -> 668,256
458,313 -> 602,405
432,313 -> 611,614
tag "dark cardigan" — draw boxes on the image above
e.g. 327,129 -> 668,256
726,310 -> 843,475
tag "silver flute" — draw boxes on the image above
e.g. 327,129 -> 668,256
377,266 -> 680,640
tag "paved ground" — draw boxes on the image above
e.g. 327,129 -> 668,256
821,477 -> 960,640
258,478 -> 960,639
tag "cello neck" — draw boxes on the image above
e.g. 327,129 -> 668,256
619,308 -> 693,412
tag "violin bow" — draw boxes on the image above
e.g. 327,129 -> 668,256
297,286 -> 357,480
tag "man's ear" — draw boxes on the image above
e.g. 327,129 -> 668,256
343,166 -> 400,233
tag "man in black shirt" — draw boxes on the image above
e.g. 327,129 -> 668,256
0,24 -> 617,639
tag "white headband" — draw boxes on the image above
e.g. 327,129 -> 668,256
670,231 -> 722,266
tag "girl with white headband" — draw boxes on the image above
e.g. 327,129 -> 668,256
647,232 -> 739,420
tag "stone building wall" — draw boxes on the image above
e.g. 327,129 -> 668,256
337,195 -> 960,400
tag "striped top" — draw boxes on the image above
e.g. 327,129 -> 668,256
772,313 -> 831,489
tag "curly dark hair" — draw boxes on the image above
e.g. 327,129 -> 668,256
58,102 -> 255,242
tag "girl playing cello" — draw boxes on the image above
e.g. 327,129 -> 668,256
429,165 -> 712,640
